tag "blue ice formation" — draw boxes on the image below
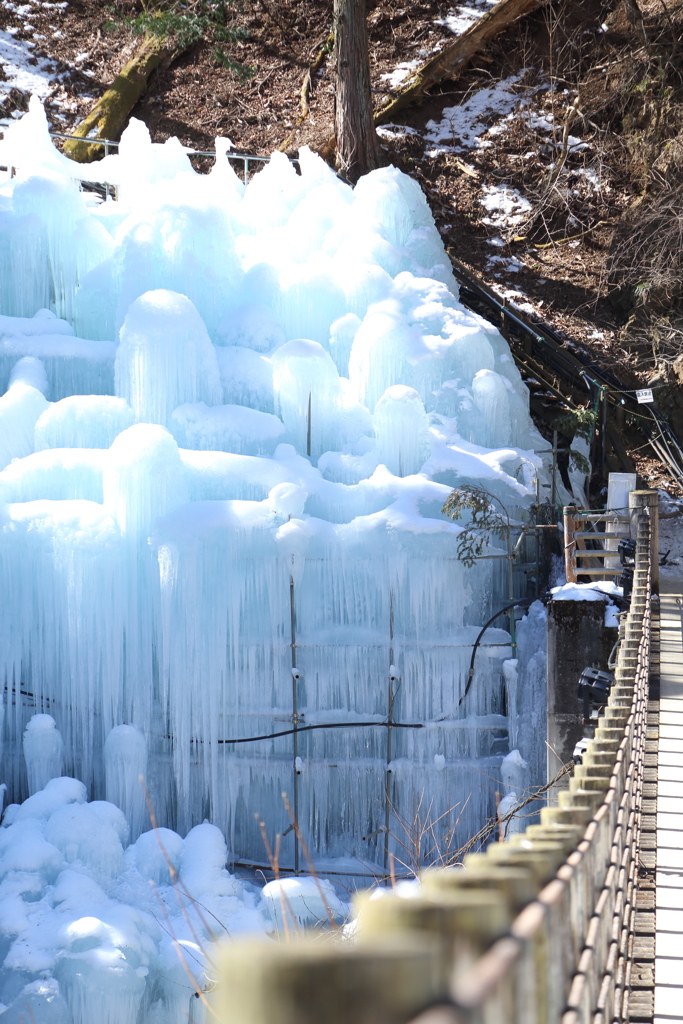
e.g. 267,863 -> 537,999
0,98 -> 554,883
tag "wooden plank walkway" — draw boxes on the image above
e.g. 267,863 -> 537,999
655,581 -> 683,1022
629,583 -> 658,1023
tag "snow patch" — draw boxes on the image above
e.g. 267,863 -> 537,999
424,73 -> 526,154
436,0 -> 498,35
380,61 -> 420,89
0,30 -> 57,121
479,184 -> 532,228
551,580 -> 623,629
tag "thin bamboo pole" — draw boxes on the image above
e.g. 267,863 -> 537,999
563,507 -> 577,583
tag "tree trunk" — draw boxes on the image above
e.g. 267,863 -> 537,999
321,0 -> 545,166
333,0 -> 381,183
63,36 -> 180,163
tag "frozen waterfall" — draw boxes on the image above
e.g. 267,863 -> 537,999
0,95 -> 559,1023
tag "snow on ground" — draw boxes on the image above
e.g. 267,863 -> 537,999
435,0 -> 498,35
416,67 -> 601,310
479,184 -> 532,229
486,254 -> 527,275
423,73 -> 527,155
500,292 -> 538,314
570,167 -> 601,189
0,28 -> 57,113
0,0 -> 75,126
376,123 -> 421,140
416,70 -> 599,313
380,61 -> 420,89
491,286 -> 540,316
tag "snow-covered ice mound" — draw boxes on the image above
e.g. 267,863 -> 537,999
0,778 -> 268,1024
0,98 -> 556,883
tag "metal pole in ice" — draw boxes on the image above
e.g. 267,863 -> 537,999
384,593 -> 397,872
289,578 -> 301,876
306,391 -> 312,458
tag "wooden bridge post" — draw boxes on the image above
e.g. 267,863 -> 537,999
628,489 -> 659,594
563,506 -> 577,583
217,936 -> 446,1024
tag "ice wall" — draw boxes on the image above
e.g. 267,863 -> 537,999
0,102 -> 561,888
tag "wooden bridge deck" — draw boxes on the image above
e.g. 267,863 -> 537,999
654,582 -> 683,1022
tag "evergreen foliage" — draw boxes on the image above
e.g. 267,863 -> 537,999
441,485 -> 510,567
105,1 -> 254,80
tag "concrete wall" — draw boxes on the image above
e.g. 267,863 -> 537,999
546,599 -> 618,781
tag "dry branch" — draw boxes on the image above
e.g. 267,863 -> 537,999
278,32 -> 333,153
374,0 -> 547,125
63,36 -> 184,162
512,98 -> 580,240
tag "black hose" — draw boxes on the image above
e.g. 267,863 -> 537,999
458,596 -> 543,708
453,261 -> 683,488
213,599 -> 544,738
216,720 -> 423,744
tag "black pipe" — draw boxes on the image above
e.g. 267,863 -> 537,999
458,596 -> 543,708
216,720 -> 424,744
451,258 -> 683,486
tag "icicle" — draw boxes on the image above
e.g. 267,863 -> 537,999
373,385 -> 430,476
115,289 -> 221,428
0,357 -> 48,470
23,715 -> 64,795
103,423 -> 188,539
104,724 -> 149,843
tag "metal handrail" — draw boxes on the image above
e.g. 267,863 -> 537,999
45,129 -> 274,185
47,131 -> 120,150
46,129 -> 270,162
0,127 -> 275,185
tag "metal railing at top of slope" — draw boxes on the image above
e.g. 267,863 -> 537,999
50,130 -> 275,184
447,251 -> 683,491
0,129 -> 276,185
